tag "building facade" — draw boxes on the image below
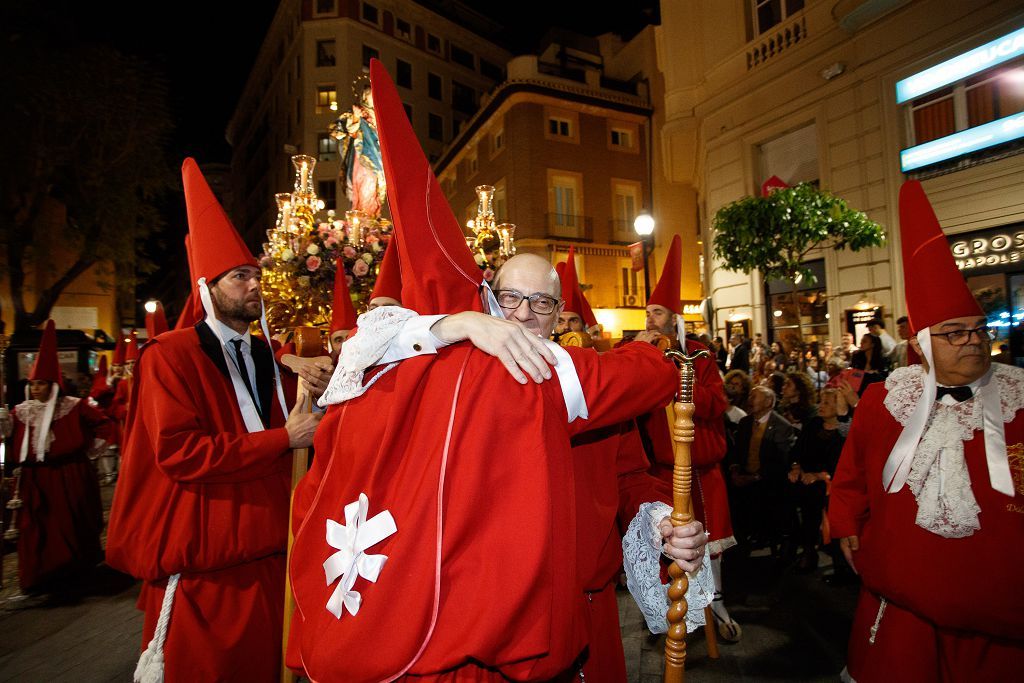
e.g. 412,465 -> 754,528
437,28 -> 705,337
657,0 -> 1024,356
226,0 -> 511,245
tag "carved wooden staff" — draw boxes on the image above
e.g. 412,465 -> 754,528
281,326 -> 324,683
663,347 -> 711,683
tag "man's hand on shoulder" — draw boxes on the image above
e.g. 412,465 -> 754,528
430,312 -> 556,385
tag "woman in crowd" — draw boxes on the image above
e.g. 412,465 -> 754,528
850,332 -> 889,394
780,371 -> 817,429
787,388 -> 848,572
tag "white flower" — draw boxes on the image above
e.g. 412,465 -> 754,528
361,253 -> 374,264
371,242 -> 382,253
307,244 -> 320,255
281,248 -> 295,262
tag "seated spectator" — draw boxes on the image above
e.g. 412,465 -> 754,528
787,388 -> 848,571
764,371 -> 786,405
726,386 -> 798,552
781,371 -> 817,429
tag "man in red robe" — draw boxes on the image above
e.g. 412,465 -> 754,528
286,60 -> 705,682
829,181 -> 1024,681
632,234 -> 740,641
0,320 -> 115,594
105,159 -> 323,682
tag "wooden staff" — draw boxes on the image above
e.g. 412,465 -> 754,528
281,326 -> 324,683
663,348 -> 711,683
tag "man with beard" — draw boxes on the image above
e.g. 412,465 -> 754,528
106,159 -> 325,682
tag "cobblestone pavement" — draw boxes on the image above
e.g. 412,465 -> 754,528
0,484 -> 858,681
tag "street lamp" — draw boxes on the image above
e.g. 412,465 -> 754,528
634,211 -> 655,300
144,300 -> 158,314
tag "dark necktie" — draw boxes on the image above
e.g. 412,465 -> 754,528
231,338 -> 260,411
936,385 -> 973,403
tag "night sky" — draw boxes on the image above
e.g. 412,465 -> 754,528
10,0 -> 656,313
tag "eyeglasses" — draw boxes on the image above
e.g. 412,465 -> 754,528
930,326 -> 995,346
494,289 -> 560,315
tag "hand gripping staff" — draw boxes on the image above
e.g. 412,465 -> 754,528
281,326 -> 324,683
662,347 -> 711,683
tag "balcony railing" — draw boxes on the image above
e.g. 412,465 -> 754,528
545,213 -> 593,241
609,219 -> 640,244
746,15 -> 808,70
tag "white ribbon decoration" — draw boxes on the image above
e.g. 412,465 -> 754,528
884,329 -> 936,493
323,493 -> 397,619
977,367 -> 1014,496
19,383 -> 59,463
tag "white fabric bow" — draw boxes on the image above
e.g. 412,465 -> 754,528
323,493 -> 397,619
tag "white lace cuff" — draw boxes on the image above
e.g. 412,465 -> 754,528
377,314 -> 449,364
622,501 -> 714,634
318,306 -> 417,407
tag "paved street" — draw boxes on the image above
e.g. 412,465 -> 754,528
0,486 -> 857,681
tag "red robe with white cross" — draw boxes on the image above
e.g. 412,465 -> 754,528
287,341 -> 677,682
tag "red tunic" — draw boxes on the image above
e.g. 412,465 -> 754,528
572,420 -> 671,682
287,341 -> 676,682
829,370 -> 1024,681
639,340 -> 734,552
106,326 -> 294,682
11,398 -> 113,591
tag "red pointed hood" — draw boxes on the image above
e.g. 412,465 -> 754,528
89,355 -> 111,398
559,247 -> 586,317
332,254 -> 358,333
648,234 -> 682,314
112,334 -> 126,366
182,158 -> 257,284
125,330 -> 140,362
145,301 -> 169,339
370,59 -> 481,315
29,320 -> 63,388
175,235 -> 205,330
370,236 -> 402,303
556,255 -> 598,327
899,181 -> 982,332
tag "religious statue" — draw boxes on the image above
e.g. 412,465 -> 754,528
331,77 -> 386,218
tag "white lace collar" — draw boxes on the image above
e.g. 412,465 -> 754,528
16,396 -> 79,426
883,364 -> 1024,538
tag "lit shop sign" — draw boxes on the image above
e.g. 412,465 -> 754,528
900,111 -> 1024,171
949,229 -> 1024,270
682,304 -> 703,315
895,26 -> 1024,103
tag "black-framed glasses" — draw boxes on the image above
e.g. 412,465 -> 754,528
930,326 -> 995,346
494,289 -> 561,315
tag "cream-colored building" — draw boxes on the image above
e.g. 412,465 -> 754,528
436,27 -> 707,338
226,0 -> 510,245
657,0 -> 1024,354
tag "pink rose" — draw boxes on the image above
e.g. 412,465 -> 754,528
343,246 -> 357,258
324,236 -> 339,248
365,234 -> 379,244
306,255 -> 322,271
353,259 -> 369,277
483,267 -> 495,281
346,274 -> 354,287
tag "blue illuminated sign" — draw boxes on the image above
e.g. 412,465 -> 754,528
896,26 -> 1024,103
900,111 -> 1024,171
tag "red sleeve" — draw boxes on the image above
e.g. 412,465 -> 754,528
275,341 -> 296,365
828,391 -> 881,539
77,399 -> 119,444
615,421 -> 670,523
565,341 -> 677,437
692,356 -> 728,421
140,345 -> 292,484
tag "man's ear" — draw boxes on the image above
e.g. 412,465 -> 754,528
908,334 -> 930,374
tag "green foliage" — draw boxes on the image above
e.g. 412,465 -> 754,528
0,25 -> 176,329
712,183 -> 885,285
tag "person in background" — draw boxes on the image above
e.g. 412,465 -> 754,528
780,371 -> 818,429
888,316 -> 912,368
851,332 -> 889,394
866,318 -> 897,356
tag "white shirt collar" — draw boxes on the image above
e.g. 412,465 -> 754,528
209,315 -> 251,348
936,369 -> 989,405
756,411 -> 771,425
